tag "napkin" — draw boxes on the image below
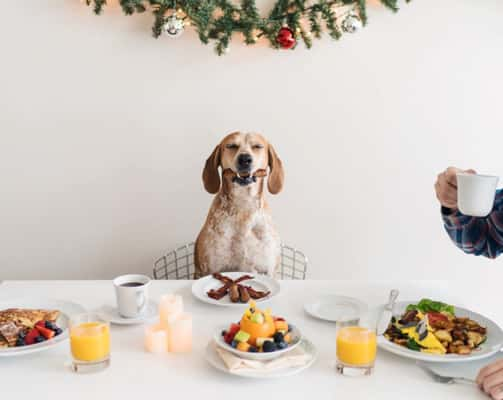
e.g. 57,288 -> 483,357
215,343 -> 310,372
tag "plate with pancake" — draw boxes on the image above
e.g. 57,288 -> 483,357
0,298 -> 86,357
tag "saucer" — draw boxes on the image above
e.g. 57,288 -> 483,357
304,295 -> 367,323
97,301 -> 158,325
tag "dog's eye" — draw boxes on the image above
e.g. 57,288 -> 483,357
226,144 -> 239,150
252,144 -> 264,149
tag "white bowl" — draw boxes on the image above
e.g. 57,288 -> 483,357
214,324 -> 302,361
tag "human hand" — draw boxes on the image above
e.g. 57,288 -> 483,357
434,167 -> 476,210
477,359 -> 503,399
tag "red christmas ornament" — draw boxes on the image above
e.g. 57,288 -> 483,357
276,27 -> 296,50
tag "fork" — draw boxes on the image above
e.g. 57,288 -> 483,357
418,363 -> 475,385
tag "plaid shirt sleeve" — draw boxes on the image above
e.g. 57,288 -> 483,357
442,189 -> 503,259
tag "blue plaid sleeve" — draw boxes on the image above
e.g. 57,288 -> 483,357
442,189 -> 503,259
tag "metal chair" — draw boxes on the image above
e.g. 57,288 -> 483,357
153,242 -> 307,280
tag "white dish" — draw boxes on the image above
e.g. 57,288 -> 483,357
214,324 -> 302,361
97,301 -> 158,325
0,298 -> 86,357
205,339 -> 317,379
377,300 -> 503,363
191,272 -> 280,307
304,295 -> 368,323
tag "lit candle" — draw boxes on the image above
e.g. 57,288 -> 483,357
167,313 -> 192,353
144,323 -> 167,353
159,294 -> 183,326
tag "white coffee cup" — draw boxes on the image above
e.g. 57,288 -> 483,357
456,173 -> 499,217
113,274 -> 151,318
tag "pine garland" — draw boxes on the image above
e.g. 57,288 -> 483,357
85,0 -> 410,55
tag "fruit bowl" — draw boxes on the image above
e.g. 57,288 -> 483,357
213,301 -> 302,361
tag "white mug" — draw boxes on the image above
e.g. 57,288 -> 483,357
456,173 -> 499,217
113,274 -> 151,318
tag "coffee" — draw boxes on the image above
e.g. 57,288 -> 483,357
113,274 -> 151,318
120,282 -> 144,287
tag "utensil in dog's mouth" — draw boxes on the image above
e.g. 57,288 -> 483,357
224,169 -> 267,186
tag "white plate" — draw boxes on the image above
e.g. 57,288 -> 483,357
191,272 -> 280,307
214,324 -> 302,361
377,300 -> 503,363
205,339 -> 317,379
304,295 -> 368,323
0,298 -> 86,357
97,301 -> 158,325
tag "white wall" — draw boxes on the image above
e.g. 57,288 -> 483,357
2,0 -> 503,280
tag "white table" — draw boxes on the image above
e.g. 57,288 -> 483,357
0,280 -> 499,399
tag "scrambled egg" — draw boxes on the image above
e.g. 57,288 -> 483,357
400,312 -> 446,355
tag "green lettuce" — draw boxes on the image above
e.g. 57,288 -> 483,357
406,298 -> 455,315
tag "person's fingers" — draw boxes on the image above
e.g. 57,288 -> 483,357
483,372 -> 503,394
490,385 -> 503,400
445,167 -> 461,187
435,178 -> 457,208
477,360 -> 503,385
465,169 -> 476,175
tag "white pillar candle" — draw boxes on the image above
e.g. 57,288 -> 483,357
144,323 -> 168,353
167,313 -> 192,353
159,294 -> 183,326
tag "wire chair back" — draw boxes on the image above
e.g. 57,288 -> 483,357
153,242 -> 307,280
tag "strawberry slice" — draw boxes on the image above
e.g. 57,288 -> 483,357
36,326 -> 55,340
25,328 -> 40,345
224,323 -> 240,344
35,320 -> 45,329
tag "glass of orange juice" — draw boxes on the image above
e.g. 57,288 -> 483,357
69,314 -> 110,373
336,326 -> 376,376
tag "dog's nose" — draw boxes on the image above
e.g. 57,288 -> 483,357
237,153 -> 253,170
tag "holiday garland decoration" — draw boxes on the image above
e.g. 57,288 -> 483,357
85,0 -> 410,55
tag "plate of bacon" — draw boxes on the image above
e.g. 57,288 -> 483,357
191,272 -> 280,307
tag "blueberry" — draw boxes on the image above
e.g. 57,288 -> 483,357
18,331 -> 26,339
16,338 -> 25,347
34,336 -> 45,343
54,328 -> 63,336
277,341 -> 288,350
221,330 -> 227,337
262,341 -> 277,353
248,346 -> 258,353
273,332 -> 284,344
45,321 -> 56,330
231,340 -> 238,348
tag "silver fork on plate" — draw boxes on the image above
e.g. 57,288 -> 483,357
418,363 -> 475,385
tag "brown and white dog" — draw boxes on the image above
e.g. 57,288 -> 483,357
194,132 -> 284,278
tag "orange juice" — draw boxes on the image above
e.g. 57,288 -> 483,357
70,322 -> 110,362
336,327 -> 376,366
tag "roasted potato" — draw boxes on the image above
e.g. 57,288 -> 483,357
434,330 -> 453,343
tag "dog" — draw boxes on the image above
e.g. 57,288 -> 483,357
194,132 -> 284,278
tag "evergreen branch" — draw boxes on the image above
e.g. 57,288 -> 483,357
83,0 -> 410,55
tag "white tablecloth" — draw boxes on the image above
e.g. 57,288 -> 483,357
0,280 -> 498,399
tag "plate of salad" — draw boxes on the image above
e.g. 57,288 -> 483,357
377,299 -> 503,363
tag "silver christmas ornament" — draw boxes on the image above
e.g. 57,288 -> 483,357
164,14 -> 185,38
341,13 -> 362,34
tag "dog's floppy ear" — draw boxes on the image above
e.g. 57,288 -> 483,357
267,144 -> 284,194
202,145 -> 221,194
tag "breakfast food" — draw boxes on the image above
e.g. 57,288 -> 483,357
0,308 -> 63,348
384,299 -> 487,355
207,273 -> 270,303
221,301 -> 295,353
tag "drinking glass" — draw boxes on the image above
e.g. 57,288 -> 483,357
336,326 -> 376,376
69,313 -> 110,373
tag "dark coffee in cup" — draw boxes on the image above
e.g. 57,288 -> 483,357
120,282 -> 144,287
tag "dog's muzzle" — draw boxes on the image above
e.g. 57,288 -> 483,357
232,174 -> 257,186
